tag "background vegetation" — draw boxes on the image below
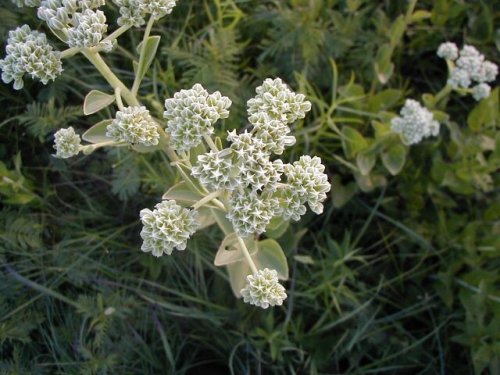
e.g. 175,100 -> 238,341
0,0 -> 499,374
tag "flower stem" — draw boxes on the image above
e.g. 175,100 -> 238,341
82,49 -> 140,107
103,25 -> 131,44
115,87 -> 125,111
192,190 -> 222,210
203,134 -> 219,152
237,236 -> 258,274
433,84 -> 452,107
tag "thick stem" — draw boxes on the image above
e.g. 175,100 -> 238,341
60,47 -> 81,59
103,25 -> 131,44
433,84 -> 452,107
131,16 -> 155,95
115,87 -> 125,111
82,50 -> 140,107
237,236 -> 258,274
203,134 -> 219,152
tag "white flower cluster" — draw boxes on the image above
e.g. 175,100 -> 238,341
112,0 -> 177,27
240,268 -> 287,309
53,127 -> 82,158
282,156 -> 331,216
140,200 -> 200,257
226,191 -> 279,237
391,99 -> 440,145
38,0 -> 111,51
106,106 -> 159,146
437,43 -> 498,101
11,0 -> 41,7
0,25 -> 63,90
164,84 -> 232,152
190,78 -> 329,237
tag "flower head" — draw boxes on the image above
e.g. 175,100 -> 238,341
140,200 -> 200,257
446,45 -> 498,95
106,106 -> 159,146
283,156 -> 331,215
391,99 -> 440,145
247,78 -> 311,124
274,186 -> 306,222
164,84 -> 232,151
139,0 -> 177,20
191,150 -> 237,191
472,83 -> 491,102
226,190 -> 279,237
67,9 -> 112,51
240,268 -> 287,309
248,112 -> 296,155
0,25 -> 63,90
436,42 -> 458,61
53,127 -> 81,158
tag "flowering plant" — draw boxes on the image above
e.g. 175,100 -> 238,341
1,0 -> 331,309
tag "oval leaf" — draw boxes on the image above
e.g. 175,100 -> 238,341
82,120 -> 113,143
136,36 -> 161,84
214,234 -> 257,267
226,261 -> 251,298
252,239 -> 289,280
341,126 -> 368,159
83,90 -> 115,115
162,181 -> 204,205
381,143 -> 407,176
265,216 -> 290,239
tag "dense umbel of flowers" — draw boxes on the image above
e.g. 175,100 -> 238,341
163,84 -> 232,151
437,43 -> 498,101
140,200 -> 200,257
391,99 -> 440,145
53,127 -> 82,158
191,78 -> 329,237
113,0 -> 177,27
240,268 -> 287,309
0,25 -> 63,90
67,9 -> 111,51
106,106 -> 159,146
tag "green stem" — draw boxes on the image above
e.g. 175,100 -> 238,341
60,47 -> 81,59
115,87 -> 125,111
203,134 -> 219,152
192,190 -> 222,210
405,0 -> 418,23
131,16 -> 155,95
433,84 -> 452,107
237,236 -> 258,274
82,49 -> 139,107
103,25 -> 131,44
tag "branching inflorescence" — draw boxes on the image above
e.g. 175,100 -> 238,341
1,1 -> 331,309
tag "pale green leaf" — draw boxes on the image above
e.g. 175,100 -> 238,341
83,90 -> 115,115
82,120 -> 113,143
381,143 -> 407,176
252,239 -> 289,280
135,36 -> 161,85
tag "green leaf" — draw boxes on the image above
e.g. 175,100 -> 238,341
211,208 -> 234,235
196,207 -> 216,230
467,88 -> 499,132
214,234 -> 257,267
331,176 -> 357,208
354,173 -> 387,193
135,36 -> 161,85
372,121 -> 391,139
341,126 -> 369,158
265,216 -> 289,239
374,44 -> 394,84
83,90 -> 115,115
226,261 -> 251,297
356,151 -> 376,176
381,143 -> 407,175
162,181 -> 204,205
82,120 -> 113,143
368,89 -> 402,112
252,239 -> 289,280
410,10 -> 431,23
389,16 -> 406,46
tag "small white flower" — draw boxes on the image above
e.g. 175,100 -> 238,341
226,190 -> 279,237
106,106 -> 159,146
191,150 -> 237,191
391,99 -> 440,145
139,0 -> 177,20
472,83 -> 491,101
113,0 -> 146,27
436,42 -> 458,61
274,186 -> 306,222
283,156 -> 331,215
448,67 -> 471,89
53,127 -> 81,158
240,268 -> 287,309
247,77 -> 311,124
248,112 -> 296,155
0,25 -> 63,90
140,200 -> 200,257
164,84 -> 232,151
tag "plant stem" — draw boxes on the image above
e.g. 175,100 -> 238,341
433,84 -> 452,106
103,25 -> 131,44
192,190 -> 222,210
82,49 -> 139,106
237,236 -> 258,274
203,134 -> 219,152
131,16 -> 155,95
60,47 -> 81,59
115,87 -> 125,111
